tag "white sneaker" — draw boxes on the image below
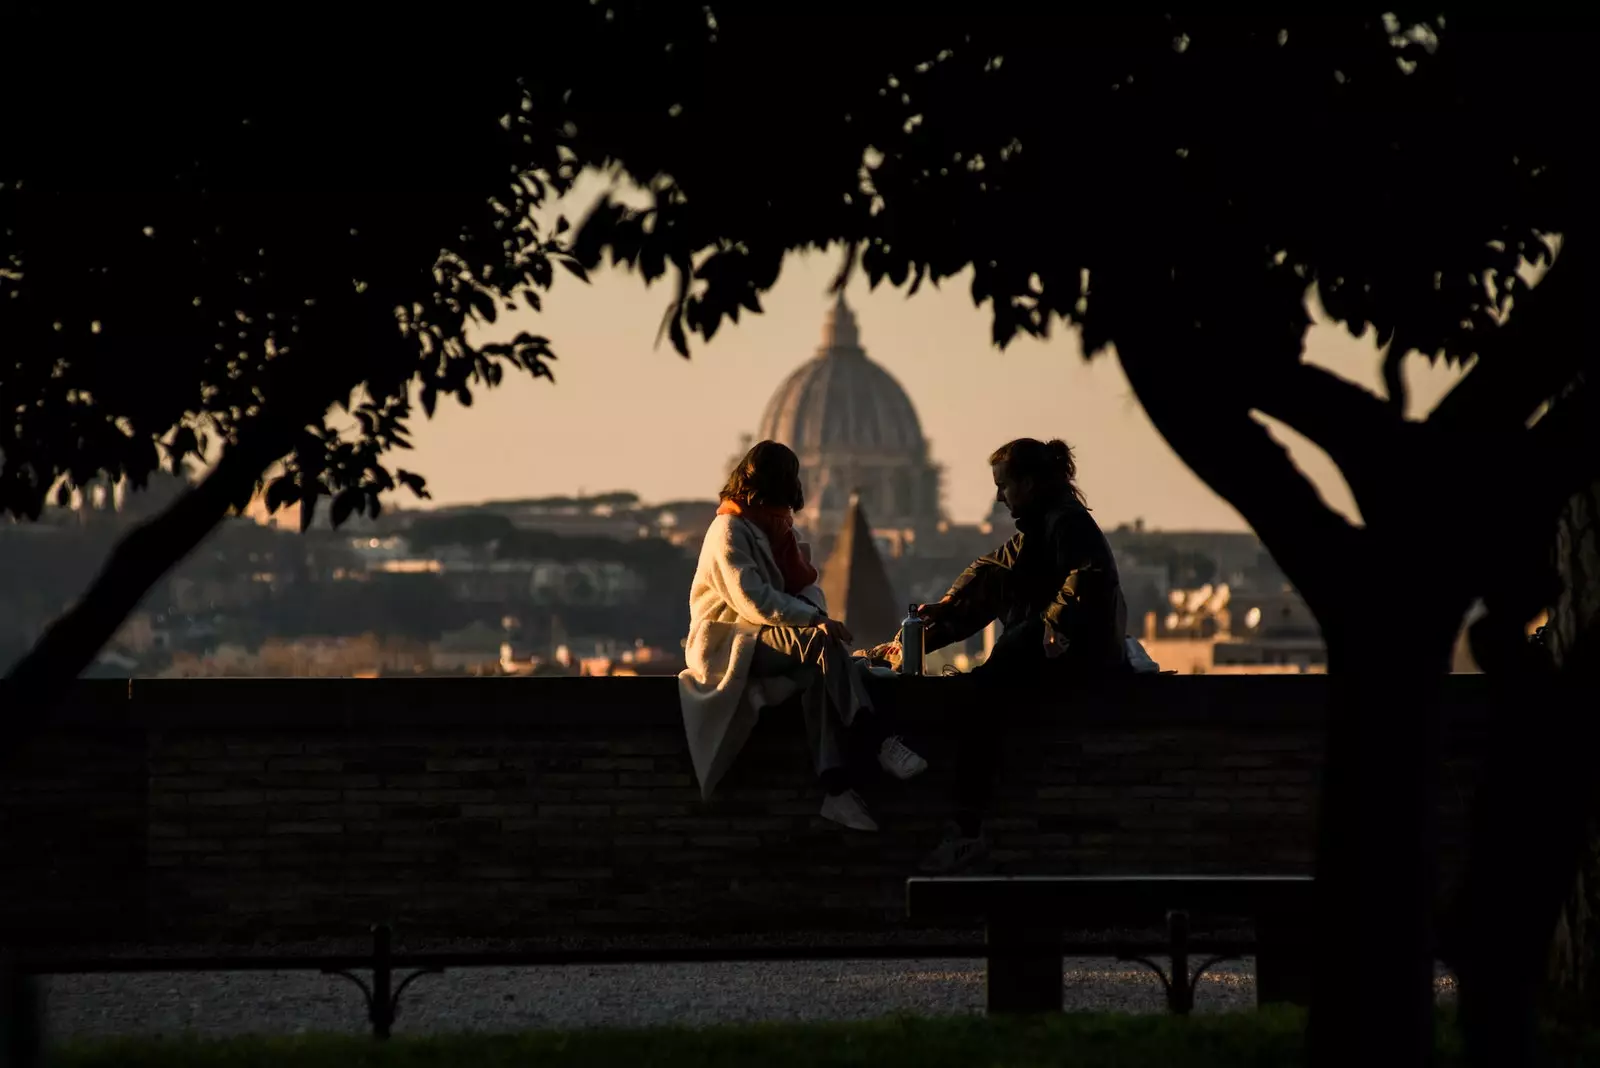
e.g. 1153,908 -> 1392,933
878,735 -> 929,781
820,789 -> 879,832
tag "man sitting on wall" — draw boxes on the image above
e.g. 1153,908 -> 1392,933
870,437 -> 1130,873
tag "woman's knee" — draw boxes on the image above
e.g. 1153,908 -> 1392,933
791,626 -> 851,662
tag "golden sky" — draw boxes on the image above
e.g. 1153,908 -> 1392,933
392,172 -> 1464,532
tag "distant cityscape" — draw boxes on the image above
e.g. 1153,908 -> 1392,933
0,473 -> 1337,679
3,296 -> 1460,680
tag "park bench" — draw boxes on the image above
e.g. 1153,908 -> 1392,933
906,874 -> 1315,1014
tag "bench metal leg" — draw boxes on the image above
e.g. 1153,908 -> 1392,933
1118,910 -> 1240,1015
984,922 -> 1062,1014
320,924 -> 442,1040
1167,910 -> 1192,1014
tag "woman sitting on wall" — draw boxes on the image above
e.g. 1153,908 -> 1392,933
679,439 -> 927,831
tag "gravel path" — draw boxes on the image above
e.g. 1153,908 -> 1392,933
39,958 -> 1457,1039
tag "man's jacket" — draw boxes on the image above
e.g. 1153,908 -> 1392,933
925,493 -> 1128,670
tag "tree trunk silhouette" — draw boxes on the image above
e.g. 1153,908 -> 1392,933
1,423 -> 299,738
1452,463 -> 1600,1065
1547,821 -> 1598,1008
1545,477 -> 1600,1008
1110,294 -> 1451,1067
1305,622 -> 1450,1068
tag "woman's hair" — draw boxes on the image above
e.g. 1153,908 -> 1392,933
720,440 -> 805,511
987,437 -> 1088,507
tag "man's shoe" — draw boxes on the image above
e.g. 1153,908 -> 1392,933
878,735 -> 929,780
918,821 -> 990,873
820,789 -> 880,832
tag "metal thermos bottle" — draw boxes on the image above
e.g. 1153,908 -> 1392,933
898,604 -> 925,676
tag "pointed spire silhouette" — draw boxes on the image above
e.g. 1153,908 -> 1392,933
819,491 -> 901,645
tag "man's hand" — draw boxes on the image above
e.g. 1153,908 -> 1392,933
1042,621 -> 1070,659
818,616 -> 855,647
915,596 -> 955,625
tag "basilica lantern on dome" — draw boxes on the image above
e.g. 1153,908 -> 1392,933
751,294 -> 942,551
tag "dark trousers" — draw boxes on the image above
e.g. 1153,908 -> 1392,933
828,710 -> 896,794
954,620 -> 1119,825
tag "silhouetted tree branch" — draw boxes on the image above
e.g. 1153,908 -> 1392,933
1111,303 -> 1364,621
1382,343 -> 1409,418
558,15 -> 1588,1064
1249,361 -> 1410,526
1430,243 -> 1586,434
1,13 -> 609,704
5,10 -> 1591,1067
1532,373 -> 1600,476
2,415 -> 300,707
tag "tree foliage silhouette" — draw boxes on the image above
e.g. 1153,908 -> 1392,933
0,12 -> 618,706
561,10 -> 1596,1067
3,8 -> 1595,1065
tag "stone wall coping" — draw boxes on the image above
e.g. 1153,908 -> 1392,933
39,674 -> 1493,731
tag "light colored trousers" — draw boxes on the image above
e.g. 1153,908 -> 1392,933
750,625 -> 874,778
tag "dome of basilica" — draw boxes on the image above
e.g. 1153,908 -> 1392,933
756,297 -> 927,457
753,295 -> 941,540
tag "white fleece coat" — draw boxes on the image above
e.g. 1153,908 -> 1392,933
678,513 -> 829,800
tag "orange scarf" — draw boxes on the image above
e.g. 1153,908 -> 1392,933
717,499 -> 819,596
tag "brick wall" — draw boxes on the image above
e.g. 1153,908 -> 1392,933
1,681 -> 144,945
0,675 -> 1489,948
